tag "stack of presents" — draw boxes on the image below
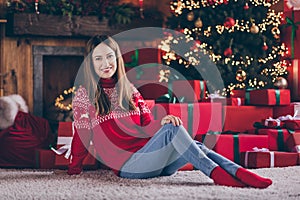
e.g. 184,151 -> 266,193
137,83 -> 300,171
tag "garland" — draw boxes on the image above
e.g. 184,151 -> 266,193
54,86 -> 76,111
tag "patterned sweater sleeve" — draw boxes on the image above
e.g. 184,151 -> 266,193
68,87 -> 93,175
131,85 -> 162,135
131,85 -> 153,127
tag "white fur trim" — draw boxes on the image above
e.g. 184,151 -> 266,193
8,94 -> 28,113
0,94 -> 28,129
0,96 -> 18,129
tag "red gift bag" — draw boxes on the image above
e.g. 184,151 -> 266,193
0,111 -> 54,167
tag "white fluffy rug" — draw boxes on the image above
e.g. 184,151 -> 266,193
0,166 -> 300,200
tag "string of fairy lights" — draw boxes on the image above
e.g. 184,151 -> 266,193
171,0 -> 281,14
54,86 -> 76,111
160,0 -> 290,95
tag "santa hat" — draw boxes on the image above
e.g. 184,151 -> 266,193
0,94 -> 28,130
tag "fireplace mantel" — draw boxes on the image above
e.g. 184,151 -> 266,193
6,13 -> 163,38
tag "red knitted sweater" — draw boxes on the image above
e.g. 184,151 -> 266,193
68,78 -> 160,175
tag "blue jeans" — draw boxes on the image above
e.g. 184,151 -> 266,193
119,124 -> 241,179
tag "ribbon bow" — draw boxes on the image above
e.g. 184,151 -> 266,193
208,91 -> 225,99
51,122 -> 75,159
51,137 -> 72,159
264,110 -> 300,127
252,147 -> 269,152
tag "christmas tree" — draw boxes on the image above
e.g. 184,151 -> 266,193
160,0 -> 289,96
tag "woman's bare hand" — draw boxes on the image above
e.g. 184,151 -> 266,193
161,115 -> 183,126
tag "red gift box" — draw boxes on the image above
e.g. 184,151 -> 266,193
230,90 -> 245,98
251,128 -> 293,151
202,97 -> 226,105
54,122 -> 98,169
248,89 -> 291,106
286,132 -> 300,152
124,48 -> 161,81
123,48 -> 161,66
204,97 -> 244,106
54,145 -> 98,169
282,10 -> 300,59
273,102 -> 300,118
126,65 -> 161,81
35,149 -> 55,169
227,98 -> 244,106
155,103 -> 187,128
203,134 -> 268,164
134,81 -> 169,100
58,122 -> 73,137
223,106 -> 273,132
267,129 -> 294,151
155,102 -> 222,137
172,80 -> 207,102
240,151 -> 299,168
36,146 -> 99,169
284,120 -> 300,130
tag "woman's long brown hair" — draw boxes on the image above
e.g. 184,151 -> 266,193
82,35 -> 136,115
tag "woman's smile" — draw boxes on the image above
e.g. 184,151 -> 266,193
101,66 -> 113,73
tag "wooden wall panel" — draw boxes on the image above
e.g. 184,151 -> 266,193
0,34 -> 86,112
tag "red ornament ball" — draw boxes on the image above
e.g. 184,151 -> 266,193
223,0 -> 229,5
195,40 -> 201,45
262,44 -> 268,51
208,0 -> 217,6
224,48 -> 233,57
244,3 -> 249,10
224,17 -> 236,28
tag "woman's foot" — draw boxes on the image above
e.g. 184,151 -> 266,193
210,166 -> 247,187
236,168 -> 272,189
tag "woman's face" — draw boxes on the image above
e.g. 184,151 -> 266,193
92,43 -> 117,79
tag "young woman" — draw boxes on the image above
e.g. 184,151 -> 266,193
68,35 -> 272,188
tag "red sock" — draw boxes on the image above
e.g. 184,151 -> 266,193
210,166 -> 247,187
236,168 -> 272,189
